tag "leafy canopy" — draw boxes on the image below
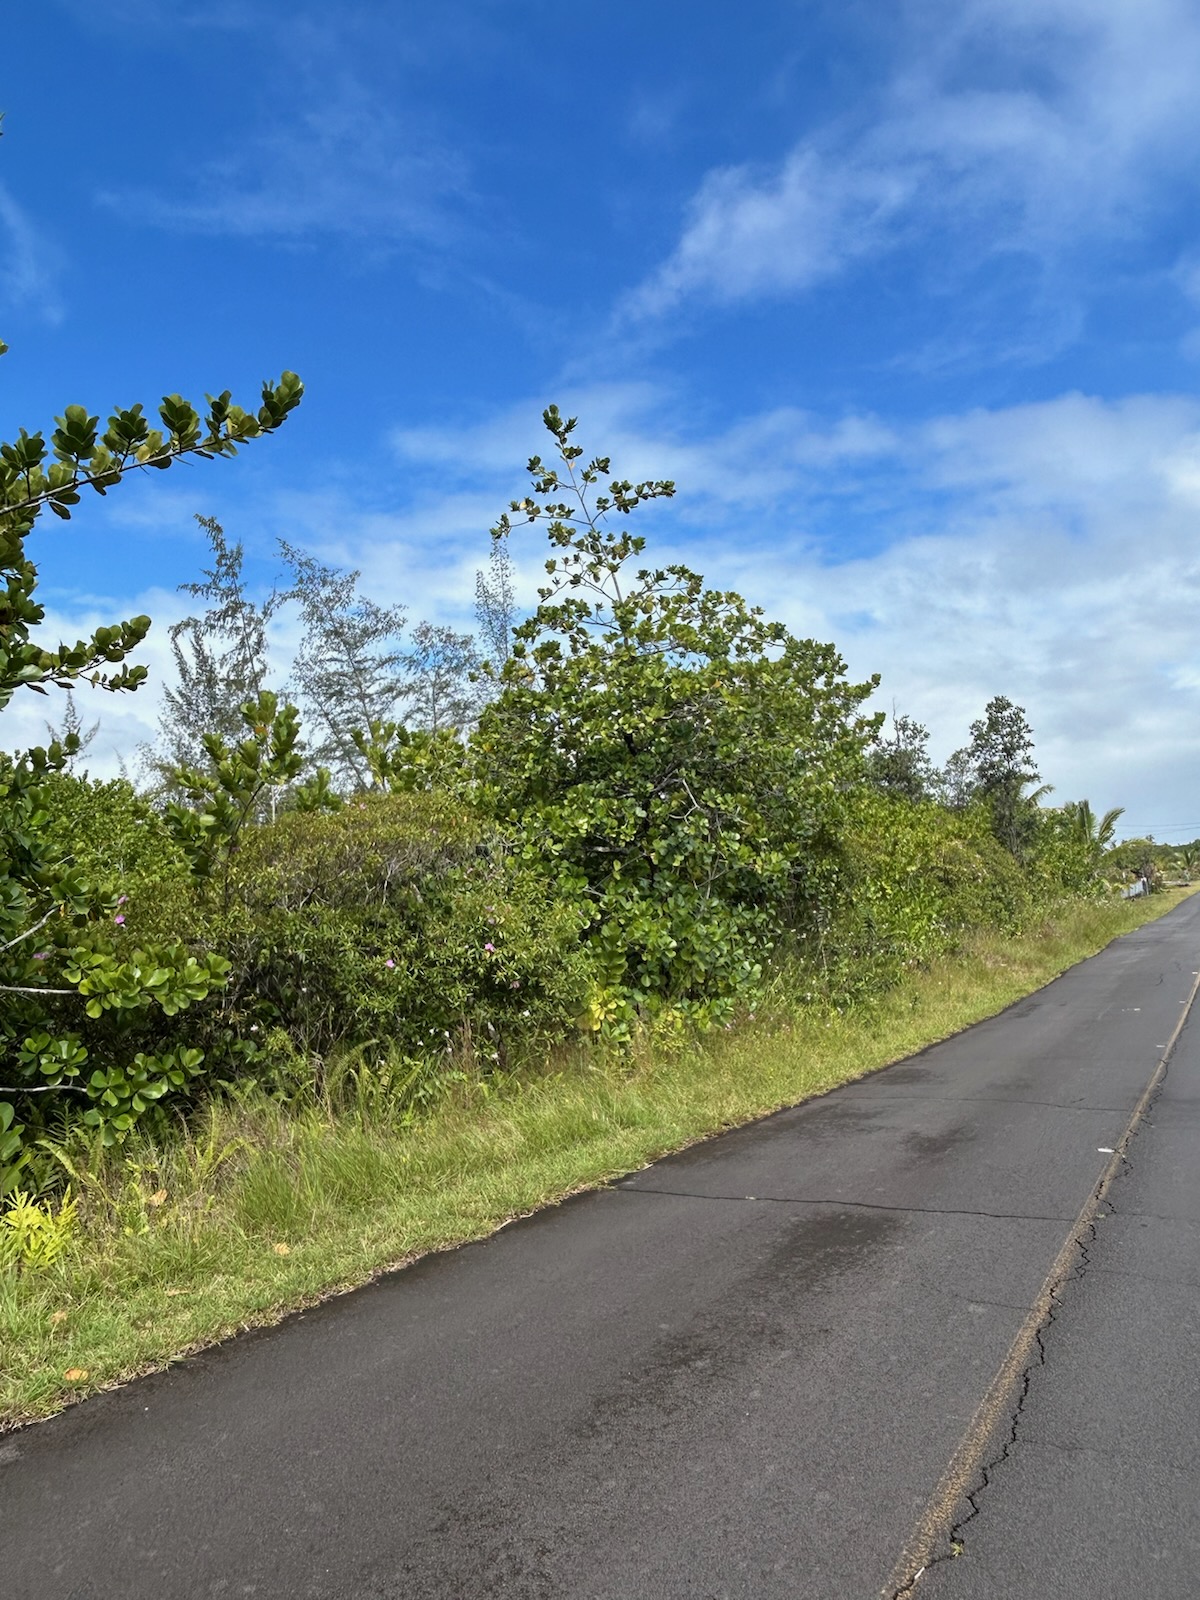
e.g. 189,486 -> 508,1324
476,406 -> 881,1031
0,320 -> 302,1183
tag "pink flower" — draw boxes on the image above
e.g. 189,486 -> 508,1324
484,942 -> 495,953
114,914 -> 125,926
385,958 -> 395,969
116,895 -> 128,907
32,952 -> 49,961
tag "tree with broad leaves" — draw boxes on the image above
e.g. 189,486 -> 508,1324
474,406 -> 881,1032
0,252 -> 302,1183
941,695 -> 1041,857
866,710 -> 936,803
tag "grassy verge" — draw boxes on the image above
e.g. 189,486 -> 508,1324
2,888 -> 1190,1428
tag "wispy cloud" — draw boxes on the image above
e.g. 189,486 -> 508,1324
386,383 -> 1200,836
627,147 -> 919,317
25,378 -> 1200,835
0,182 -> 64,322
101,51 -> 470,251
626,0 -> 1200,320
392,383 -> 899,513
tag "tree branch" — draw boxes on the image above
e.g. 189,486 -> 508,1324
1,906 -> 56,953
0,1083 -> 88,1093
0,984 -> 76,996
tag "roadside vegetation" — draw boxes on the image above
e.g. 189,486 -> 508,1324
2,315 -> 1184,1423
0,889 -> 1186,1424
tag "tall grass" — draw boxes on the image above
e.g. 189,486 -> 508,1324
1,889 -> 1187,1427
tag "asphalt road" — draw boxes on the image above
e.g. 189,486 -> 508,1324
6,896 -> 1200,1600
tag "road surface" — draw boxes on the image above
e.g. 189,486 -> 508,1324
5,896 -> 1200,1599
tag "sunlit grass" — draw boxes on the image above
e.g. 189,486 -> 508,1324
1,888 -> 1188,1427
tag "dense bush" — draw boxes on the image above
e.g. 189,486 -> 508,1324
2,398 -> 1136,1196
476,407 -> 878,1033
11,731 -> 1126,1176
1025,811 -> 1108,897
6,777 -> 593,1185
803,793 -> 1033,1001
141,792 -> 593,1068
1,759 -> 229,1184
35,772 -> 186,891
0,346 -> 303,1189
1101,836 -> 1168,888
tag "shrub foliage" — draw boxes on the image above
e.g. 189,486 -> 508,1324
477,407 -> 879,1031
0,334 -> 303,1187
1,400 -> 1134,1195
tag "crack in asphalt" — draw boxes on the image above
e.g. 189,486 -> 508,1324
889,1016 -> 1184,1597
926,1226 -> 1097,1579
915,1288 -> 1033,1315
614,1186 -> 1072,1225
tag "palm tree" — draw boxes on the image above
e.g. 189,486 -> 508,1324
1063,799 -> 1125,857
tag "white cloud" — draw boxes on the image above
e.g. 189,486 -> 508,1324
392,383 -> 899,511
628,147 -> 918,317
0,182 -> 63,321
388,383 -> 1200,840
733,395 -> 1200,839
21,380 -> 1200,841
628,0 -> 1200,318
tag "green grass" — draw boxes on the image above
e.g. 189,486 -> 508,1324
1,888 -> 1189,1428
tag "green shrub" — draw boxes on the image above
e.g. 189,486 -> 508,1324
801,793 -> 1033,1001
141,792 -> 593,1071
0,767 -> 228,1172
1026,813 -> 1106,896
0,1187 -> 78,1271
475,407 -> 878,1034
34,772 -> 187,894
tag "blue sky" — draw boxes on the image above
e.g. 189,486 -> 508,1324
5,0 -> 1200,837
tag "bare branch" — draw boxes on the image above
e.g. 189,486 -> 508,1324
0,984 -> 76,995
1,906 -> 56,954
